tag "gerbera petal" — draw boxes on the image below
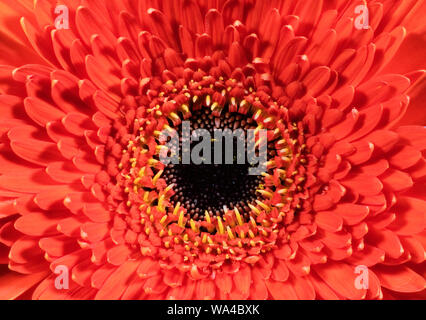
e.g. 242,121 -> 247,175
39,235 -> 80,258
366,229 -> 404,260
341,174 -> 383,196
195,278 -> 215,300
71,259 -> 99,287
91,264 -> 116,289
387,197 -> 426,236
399,236 -> 425,264
292,275 -> 316,300
380,169 -> 413,192
0,270 -> 47,300
388,145 -> 422,170
215,271 -> 232,294
266,279 -> 298,300
373,265 -> 426,293
167,277 -> 196,300
315,211 -> 343,232
23,97 -> 65,126
308,272 -> 340,300
348,244 -> 386,267
396,126 -> 426,151
9,236 -> 44,264
95,260 -> 140,299
313,262 -> 366,300
14,211 -> 65,237
271,259 -> 290,282
10,138 -> 63,167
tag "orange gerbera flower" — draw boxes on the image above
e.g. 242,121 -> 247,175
0,0 -> 425,300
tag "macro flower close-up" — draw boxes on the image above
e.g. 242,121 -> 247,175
0,0 -> 425,300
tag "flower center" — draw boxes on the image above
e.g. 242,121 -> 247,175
162,107 -> 266,220
103,73 -> 312,267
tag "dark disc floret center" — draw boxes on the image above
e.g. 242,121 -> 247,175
163,106 -> 265,220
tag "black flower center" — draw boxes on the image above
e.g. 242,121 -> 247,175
163,107 -> 266,220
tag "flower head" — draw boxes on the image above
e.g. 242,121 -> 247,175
0,0 -> 425,300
